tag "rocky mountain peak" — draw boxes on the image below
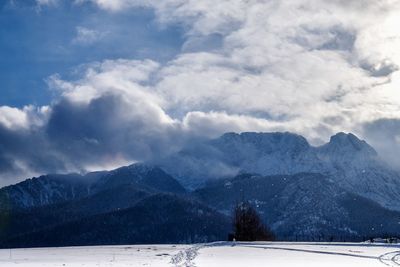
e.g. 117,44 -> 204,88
322,132 -> 377,156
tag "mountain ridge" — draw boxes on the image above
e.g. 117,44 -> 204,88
159,131 -> 400,211
0,131 -> 399,247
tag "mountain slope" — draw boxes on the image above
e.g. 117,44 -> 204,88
0,163 -> 188,241
193,173 -> 400,240
93,164 -> 186,194
0,173 -> 98,210
0,163 -> 185,211
1,194 -> 231,248
0,184 -> 152,240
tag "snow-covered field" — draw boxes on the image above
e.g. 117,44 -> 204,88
0,242 -> 399,267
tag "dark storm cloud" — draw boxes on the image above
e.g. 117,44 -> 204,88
0,122 -> 67,185
46,94 -> 184,166
0,93 -> 188,184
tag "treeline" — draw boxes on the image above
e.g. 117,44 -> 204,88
231,201 -> 274,241
230,201 -> 399,243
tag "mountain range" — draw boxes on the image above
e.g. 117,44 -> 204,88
160,132 -> 400,211
0,132 -> 399,247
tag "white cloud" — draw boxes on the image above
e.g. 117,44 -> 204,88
73,0 -> 400,141
0,106 -> 49,130
36,0 -> 59,7
182,111 -> 283,138
0,106 -> 29,130
2,0 -> 400,182
72,26 -> 106,46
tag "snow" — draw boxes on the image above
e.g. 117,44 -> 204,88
0,245 -> 188,267
161,132 -> 400,211
195,242 -> 400,267
0,242 -> 399,267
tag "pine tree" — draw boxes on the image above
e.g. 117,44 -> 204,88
233,201 -> 275,241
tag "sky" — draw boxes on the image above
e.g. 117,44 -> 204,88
1,0 -> 400,185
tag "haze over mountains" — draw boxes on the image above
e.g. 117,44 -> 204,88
0,132 -> 399,247
161,132 -> 400,211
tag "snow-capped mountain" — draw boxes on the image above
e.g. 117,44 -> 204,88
160,132 -> 400,211
0,163 -> 184,210
1,131 -> 400,247
0,173 -> 97,210
93,163 -> 185,194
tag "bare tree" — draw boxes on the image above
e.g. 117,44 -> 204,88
233,201 -> 275,241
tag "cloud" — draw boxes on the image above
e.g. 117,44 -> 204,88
362,118 -> 400,170
0,59 -> 179,183
74,1 -> 400,132
36,0 -> 59,7
36,0 -> 58,5
2,0 -> 400,184
0,106 -> 49,130
0,106 -> 30,130
72,26 -> 106,46
0,115 -> 63,186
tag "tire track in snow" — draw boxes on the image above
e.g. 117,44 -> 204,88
239,243 -> 400,266
378,251 -> 400,266
171,242 -> 400,266
238,244 -> 379,259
